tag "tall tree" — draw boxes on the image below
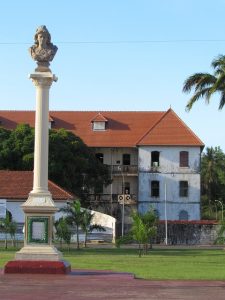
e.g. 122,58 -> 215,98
48,128 -> 111,203
0,124 -> 34,170
0,125 -> 111,205
80,209 -> 105,248
0,211 -> 17,249
54,217 -> 72,250
60,200 -> 84,249
183,54 -> 225,111
201,147 -> 225,219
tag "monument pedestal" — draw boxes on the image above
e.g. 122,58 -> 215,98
4,27 -> 70,274
4,193 -> 71,274
4,260 -> 71,274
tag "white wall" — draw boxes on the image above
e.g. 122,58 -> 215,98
138,146 -> 201,220
139,146 -> 201,173
6,200 -> 69,223
5,200 -> 116,242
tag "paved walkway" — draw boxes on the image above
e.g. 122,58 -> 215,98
1,270 -> 225,300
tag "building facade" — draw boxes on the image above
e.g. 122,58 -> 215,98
0,108 -> 204,230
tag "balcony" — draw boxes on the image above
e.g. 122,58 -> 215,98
88,193 -> 137,204
111,165 -> 138,175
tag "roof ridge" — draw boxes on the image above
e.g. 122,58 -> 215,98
0,110 -> 165,113
136,109 -> 169,145
168,109 -> 204,146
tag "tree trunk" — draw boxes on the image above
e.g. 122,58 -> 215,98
138,243 -> 142,257
84,231 -> 87,248
76,225 -> 80,249
5,233 -> 7,249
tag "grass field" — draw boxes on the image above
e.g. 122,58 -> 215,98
1,247 -> 225,280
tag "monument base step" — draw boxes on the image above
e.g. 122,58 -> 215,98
4,260 -> 71,274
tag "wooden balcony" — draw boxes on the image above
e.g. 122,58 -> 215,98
111,165 -> 138,175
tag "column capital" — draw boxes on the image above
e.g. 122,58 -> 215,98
29,72 -> 58,88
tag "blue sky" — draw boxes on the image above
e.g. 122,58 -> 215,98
0,0 -> 225,151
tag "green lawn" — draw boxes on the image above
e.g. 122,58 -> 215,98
1,247 -> 225,280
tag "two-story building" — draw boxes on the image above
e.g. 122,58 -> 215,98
0,108 -> 204,230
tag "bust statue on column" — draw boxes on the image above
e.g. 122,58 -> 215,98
29,25 -> 58,72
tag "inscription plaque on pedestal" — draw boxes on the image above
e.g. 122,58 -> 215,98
32,221 -> 45,240
27,217 -> 49,244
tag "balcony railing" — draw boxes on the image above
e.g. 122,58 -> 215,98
88,193 -> 137,204
111,165 -> 138,175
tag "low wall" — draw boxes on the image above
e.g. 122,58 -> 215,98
156,221 -> 219,245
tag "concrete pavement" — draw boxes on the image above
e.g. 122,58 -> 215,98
1,269 -> 225,300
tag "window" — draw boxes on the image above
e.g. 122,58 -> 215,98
96,153 -> 104,163
123,154 -> 130,165
179,210 -> 188,220
151,181 -> 160,197
179,181 -> 188,197
151,151 -> 160,167
180,151 -> 189,167
93,121 -> 106,131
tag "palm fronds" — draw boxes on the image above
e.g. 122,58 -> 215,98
183,54 -> 225,110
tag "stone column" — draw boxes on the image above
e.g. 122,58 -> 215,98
15,71 -> 61,261
31,72 -> 57,195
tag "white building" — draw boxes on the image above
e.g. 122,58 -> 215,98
0,108 -> 204,228
0,171 -> 116,242
0,170 -> 75,225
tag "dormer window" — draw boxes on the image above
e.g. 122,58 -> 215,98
93,121 -> 106,131
91,113 -> 108,131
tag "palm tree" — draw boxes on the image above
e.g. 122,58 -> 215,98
54,217 -> 72,250
131,210 -> 157,257
8,221 -> 17,247
60,200 -> 84,249
80,209 -> 105,248
0,211 -> 17,249
183,54 -> 225,111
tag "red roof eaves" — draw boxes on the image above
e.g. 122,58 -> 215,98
136,109 -> 169,145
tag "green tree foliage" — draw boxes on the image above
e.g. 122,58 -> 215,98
60,200 -> 84,249
0,211 -> 17,249
183,54 -> 225,110
54,217 -> 72,250
0,125 -> 111,204
60,200 -> 106,248
131,210 -> 158,257
201,147 -> 225,219
0,125 -> 34,170
80,209 -> 105,248
48,128 -> 111,203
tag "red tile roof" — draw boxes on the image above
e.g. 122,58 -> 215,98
0,171 -> 75,201
137,109 -> 204,146
0,109 -> 204,147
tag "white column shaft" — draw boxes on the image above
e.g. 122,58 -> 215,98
32,80 -> 51,194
